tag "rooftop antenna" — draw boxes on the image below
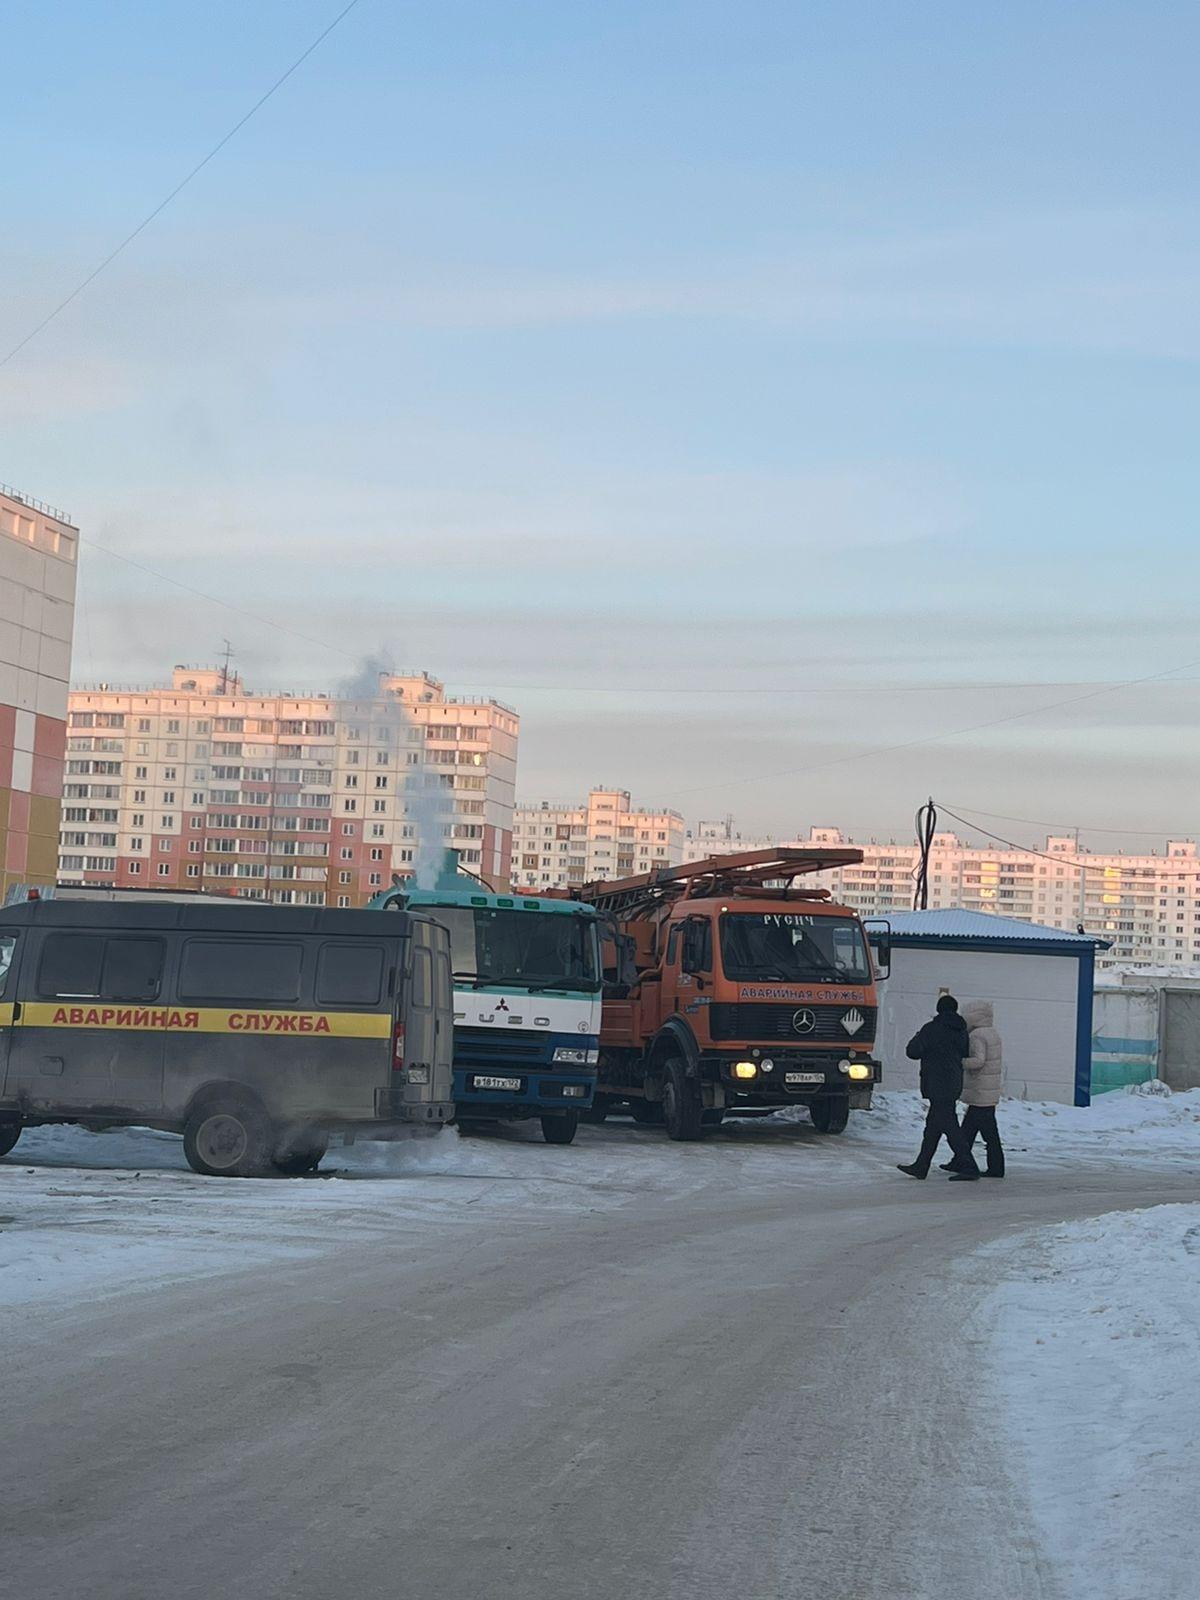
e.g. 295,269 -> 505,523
219,639 -> 235,695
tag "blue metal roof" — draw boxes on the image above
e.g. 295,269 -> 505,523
873,909 -> 1106,946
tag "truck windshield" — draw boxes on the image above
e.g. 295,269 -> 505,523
719,913 -> 872,984
426,906 -> 601,993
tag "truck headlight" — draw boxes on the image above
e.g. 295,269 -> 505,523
563,1084 -> 587,1097
847,1062 -> 871,1081
733,1061 -> 757,1080
553,1047 -> 588,1064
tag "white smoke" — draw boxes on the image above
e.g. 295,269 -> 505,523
337,653 -> 454,893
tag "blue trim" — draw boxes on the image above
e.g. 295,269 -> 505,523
454,1028 -> 596,1069
1093,1034 -> 1157,1056
1074,942 -> 1094,1107
877,932 -> 1104,957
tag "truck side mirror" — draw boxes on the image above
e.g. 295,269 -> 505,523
864,920 -> 891,981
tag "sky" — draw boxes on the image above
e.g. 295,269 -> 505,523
3,0 -> 1198,848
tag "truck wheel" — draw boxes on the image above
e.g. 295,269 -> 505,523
629,1099 -> 665,1125
662,1057 -> 704,1142
273,1128 -> 329,1175
183,1095 -> 276,1177
540,1111 -> 579,1145
0,1120 -> 21,1159
810,1093 -> 850,1135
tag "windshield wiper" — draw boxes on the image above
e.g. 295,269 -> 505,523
453,969 -> 500,989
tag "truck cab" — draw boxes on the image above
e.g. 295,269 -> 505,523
369,864 -> 603,1145
585,849 -> 884,1138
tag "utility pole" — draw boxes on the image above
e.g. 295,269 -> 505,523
219,639 -> 234,695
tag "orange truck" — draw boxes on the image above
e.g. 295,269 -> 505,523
578,848 -> 886,1139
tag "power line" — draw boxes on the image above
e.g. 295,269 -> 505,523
0,0 -> 364,371
939,801 -> 1200,839
663,653 -> 1200,799
932,804 -> 1181,872
80,533 -> 358,663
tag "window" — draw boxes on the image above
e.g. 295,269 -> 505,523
158,863 -> 171,877
179,940 -> 302,1002
316,944 -> 385,1006
186,864 -> 200,878
129,861 -> 142,875
338,871 -> 352,885
38,935 -> 164,1000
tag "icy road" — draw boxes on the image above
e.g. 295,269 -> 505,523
1,1089 -> 1196,1600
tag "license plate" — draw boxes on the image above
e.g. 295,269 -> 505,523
785,1072 -> 826,1085
472,1074 -> 522,1092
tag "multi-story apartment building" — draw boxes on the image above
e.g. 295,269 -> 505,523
1,485 -> 78,901
511,788 -> 684,889
59,666 -> 517,906
683,817 -> 781,862
800,826 -> 1200,970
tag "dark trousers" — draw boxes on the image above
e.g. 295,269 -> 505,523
960,1104 -> 1005,1176
915,1097 -> 978,1175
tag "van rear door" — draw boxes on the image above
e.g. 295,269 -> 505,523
400,920 -> 454,1107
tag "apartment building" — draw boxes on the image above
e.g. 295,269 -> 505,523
59,666 -> 517,906
683,817 -> 781,862
1,485 -> 78,901
800,826 -> 1200,970
511,788 -> 685,889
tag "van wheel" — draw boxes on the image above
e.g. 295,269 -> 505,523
273,1128 -> 329,1176
183,1096 -> 275,1177
662,1057 -> 704,1141
810,1093 -> 850,1135
540,1112 -> 579,1145
0,1120 -> 21,1159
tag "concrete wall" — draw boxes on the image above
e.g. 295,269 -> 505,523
876,945 -> 1081,1105
1091,987 -> 1158,1093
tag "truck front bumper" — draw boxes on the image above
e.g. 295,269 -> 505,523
453,1067 -> 596,1118
702,1052 -> 880,1106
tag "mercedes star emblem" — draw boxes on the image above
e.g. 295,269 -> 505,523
791,1008 -> 817,1034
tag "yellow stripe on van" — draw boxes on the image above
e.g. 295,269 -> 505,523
14,1003 -> 392,1039
0,1001 -> 14,1028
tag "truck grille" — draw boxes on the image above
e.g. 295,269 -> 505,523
455,1027 -> 553,1066
707,1003 -> 877,1044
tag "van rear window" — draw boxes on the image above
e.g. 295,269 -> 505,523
316,944 -> 385,1006
179,940 -> 302,1003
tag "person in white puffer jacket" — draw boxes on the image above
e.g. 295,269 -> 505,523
956,1000 -> 1005,1177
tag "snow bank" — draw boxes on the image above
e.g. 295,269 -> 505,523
984,1204 -> 1200,1600
844,1080 -> 1200,1165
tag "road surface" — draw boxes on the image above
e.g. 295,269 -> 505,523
1,1126 -> 1187,1600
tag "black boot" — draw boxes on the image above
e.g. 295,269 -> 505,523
897,1162 -> 927,1179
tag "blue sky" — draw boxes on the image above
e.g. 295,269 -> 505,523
3,1 -> 1198,841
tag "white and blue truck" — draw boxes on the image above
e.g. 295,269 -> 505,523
368,857 -> 603,1144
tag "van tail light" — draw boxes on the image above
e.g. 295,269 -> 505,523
392,1021 -> 405,1071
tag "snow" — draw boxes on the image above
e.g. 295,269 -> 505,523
844,1078 -> 1200,1166
983,1203 -> 1200,1600
2,1082 -> 1197,1312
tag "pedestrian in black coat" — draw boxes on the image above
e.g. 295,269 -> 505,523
897,995 -> 979,1181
